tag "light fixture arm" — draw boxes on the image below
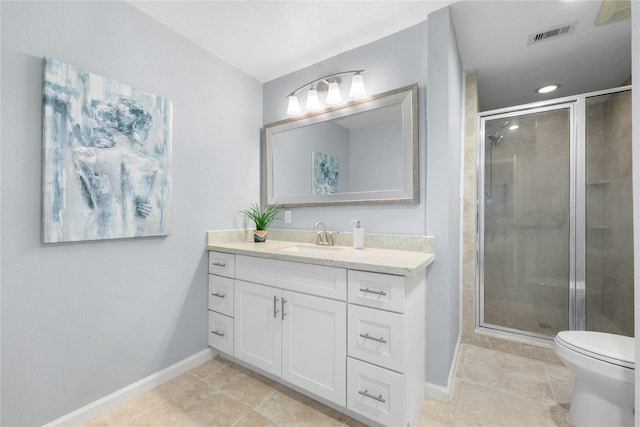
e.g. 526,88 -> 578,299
286,70 -> 366,97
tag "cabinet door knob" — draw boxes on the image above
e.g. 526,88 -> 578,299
358,389 -> 386,403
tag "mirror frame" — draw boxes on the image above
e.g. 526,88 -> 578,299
262,83 -> 419,208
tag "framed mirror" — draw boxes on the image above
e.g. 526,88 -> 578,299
263,84 -> 418,207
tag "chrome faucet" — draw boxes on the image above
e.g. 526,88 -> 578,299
314,221 -> 334,246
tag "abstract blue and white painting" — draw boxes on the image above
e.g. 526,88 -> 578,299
312,151 -> 339,195
42,57 -> 172,242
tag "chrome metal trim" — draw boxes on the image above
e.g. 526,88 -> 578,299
359,288 -> 387,296
358,389 -> 386,403
573,97 -> 586,331
359,333 -> 387,344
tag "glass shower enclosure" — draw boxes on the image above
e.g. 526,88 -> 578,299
478,87 -> 633,339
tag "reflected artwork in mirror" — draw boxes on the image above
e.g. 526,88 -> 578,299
263,84 -> 418,207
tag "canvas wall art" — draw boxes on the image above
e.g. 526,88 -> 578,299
42,57 -> 173,243
312,151 -> 339,195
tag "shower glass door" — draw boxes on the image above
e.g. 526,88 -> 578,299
479,87 -> 633,339
479,104 -> 573,338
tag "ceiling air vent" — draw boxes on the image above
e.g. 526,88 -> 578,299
527,21 -> 578,45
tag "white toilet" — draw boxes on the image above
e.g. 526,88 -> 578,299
554,331 -> 635,427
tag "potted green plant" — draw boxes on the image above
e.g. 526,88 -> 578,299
239,202 -> 280,242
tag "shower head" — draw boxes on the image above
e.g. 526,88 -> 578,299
487,134 -> 504,146
487,121 -> 509,146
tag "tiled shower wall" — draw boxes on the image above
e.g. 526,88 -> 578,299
586,89 -> 634,336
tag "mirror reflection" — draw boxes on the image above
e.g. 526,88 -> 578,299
264,84 -> 418,207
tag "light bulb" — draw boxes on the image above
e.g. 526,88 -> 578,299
306,87 -> 321,110
326,81 -> 342,105
349,73 -> 366,99
535,84 -> 560,94
286,95 -> 301,115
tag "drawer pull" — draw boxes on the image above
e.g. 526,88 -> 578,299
211,330 -> 225,337
212,262 -> 227,267
358,389 -> 386,403
360,287 -> 387,296
211,292 -> 226,298
359,333 -> 387,344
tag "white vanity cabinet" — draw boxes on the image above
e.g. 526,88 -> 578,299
233,255 -> 347,407
346,270 -> 426,427
207,252 -> 236,355
206,249 -> 427,427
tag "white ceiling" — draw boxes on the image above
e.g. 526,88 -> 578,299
129,0 -> 632,111
451,0 -> 632,111
128,1 -> 452,83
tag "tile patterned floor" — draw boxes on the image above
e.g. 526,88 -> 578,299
84,344 -> 575,426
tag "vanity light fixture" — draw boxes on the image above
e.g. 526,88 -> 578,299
286,70 -> 367,115
305,85 -> 322,111
325,80 -> 342,105
535,83 -> 561,94
349,72 -> 367,99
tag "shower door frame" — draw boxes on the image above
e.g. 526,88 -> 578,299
476,86 -> 632,340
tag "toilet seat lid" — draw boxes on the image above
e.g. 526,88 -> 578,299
556,331 -> 635,369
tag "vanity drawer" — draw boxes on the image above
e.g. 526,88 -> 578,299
347,357 -> 404,427
208,311 -> 234,355
209,251 -> 235,278
208,275 -> 234,317
235,255 -> 347,300
348,304 -> 405,372
348,270 -> 405,313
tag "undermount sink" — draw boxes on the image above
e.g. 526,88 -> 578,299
280,244 -> 345,255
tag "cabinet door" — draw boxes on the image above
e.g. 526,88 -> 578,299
347,357 -> 405,427
282,290 -> 347,406
208,251 -> 235,278
208,275 -> 234,317
234,280 -> 281,376
348,304 -> 405,372
208,311 -> 234,355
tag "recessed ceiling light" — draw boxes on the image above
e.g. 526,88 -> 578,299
536,84 -> 561,94
509,125 -> 519,131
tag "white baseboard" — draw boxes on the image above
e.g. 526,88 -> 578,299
425,336 -> 461,402
45,348 -> 215,427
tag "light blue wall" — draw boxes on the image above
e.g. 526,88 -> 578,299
1,4 -> 466,424
425,6 -> 463,387
263,22 -> 429,235
263,13 -> 463,390
0,2 -> 262,425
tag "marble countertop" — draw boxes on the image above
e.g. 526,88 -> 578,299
206,229 -> 436,276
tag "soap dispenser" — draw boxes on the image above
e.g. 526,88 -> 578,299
352,220 -> 364,249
